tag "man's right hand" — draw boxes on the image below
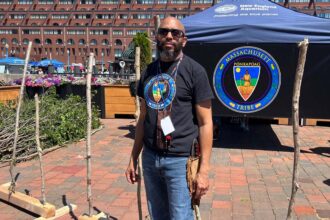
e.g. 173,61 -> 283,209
125,158 -> 139,184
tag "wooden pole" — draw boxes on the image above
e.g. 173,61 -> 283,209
35,93 -> 46,204
286,38 -> 309,220
134,47 -> 141,120
153,15 -> 160,60
134,47 -> 143,220
9,41 -> 32,192
86,53 -> 94,216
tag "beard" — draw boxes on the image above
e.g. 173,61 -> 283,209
157,39 -> 183,61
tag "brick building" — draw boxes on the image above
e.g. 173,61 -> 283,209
0,0 -> 329,66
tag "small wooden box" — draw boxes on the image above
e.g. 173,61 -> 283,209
103,85 -> 135,118
0,86 -> 20,105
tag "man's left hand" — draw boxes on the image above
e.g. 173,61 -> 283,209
193,171 -> 209,200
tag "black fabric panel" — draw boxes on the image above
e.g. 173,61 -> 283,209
184,43 -> 330,119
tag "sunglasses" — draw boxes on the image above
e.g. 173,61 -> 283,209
157,28 -> 185,38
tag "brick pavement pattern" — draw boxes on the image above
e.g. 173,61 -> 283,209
0,119 -> 329,220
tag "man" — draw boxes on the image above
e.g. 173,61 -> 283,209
125,16 -> 213,220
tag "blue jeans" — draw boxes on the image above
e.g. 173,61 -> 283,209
142,148 -> 194,220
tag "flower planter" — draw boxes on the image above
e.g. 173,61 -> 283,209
55,84 -> 105,118
25,86 -> 49,99
0,86 -> 20,105
103,85 -> 135,118
55,84 -> 73,99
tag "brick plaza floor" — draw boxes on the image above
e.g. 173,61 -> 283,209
0,119 -> 329,220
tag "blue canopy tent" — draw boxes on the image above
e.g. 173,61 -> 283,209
0,57 -> 25,74
29,61 -> 39,67
181,0 -> 330,43
36,59 -> 64,68
0,57 -> 25,65
181,0 -> 330,119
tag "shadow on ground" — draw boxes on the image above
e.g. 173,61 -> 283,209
213,118 -> 293,152
118,124 -> 136,139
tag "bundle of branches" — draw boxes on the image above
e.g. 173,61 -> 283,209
0,87 -> 101,162
0,80 -> 13,86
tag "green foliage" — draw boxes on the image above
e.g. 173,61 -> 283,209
0,87 -> 101,161
133,32 -> 152,72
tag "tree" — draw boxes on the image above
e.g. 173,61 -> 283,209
132,32 -> 152,72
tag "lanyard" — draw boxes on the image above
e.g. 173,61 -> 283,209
157,56 -> 183,82
156,56 -> 183,110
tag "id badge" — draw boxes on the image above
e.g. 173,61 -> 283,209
160,116 -> 175,136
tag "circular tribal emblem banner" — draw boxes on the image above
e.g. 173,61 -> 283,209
213,46 -> 281,113
144,73 -> 176,110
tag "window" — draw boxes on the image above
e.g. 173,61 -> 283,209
171,14 -> 186,19
0,0 -> 13,4
12,38 -> 19,45
67,30 -> 86,35
67,39 -> 75,45
44,30 -> 62,35
319,13 -> 330,18
114,39 -> 122,46
126,29 -> 145,36
75,14 -> 91,19
79,39 -> 86,45
56,39 -> 63,45
114,49 -> 122,58
171,0 -> 189,3
90,39 -> 97,45
11,14 -> 25,19
101,0 -> 118,3
23,29 -> 41,34
51,14 -> 69,19
154,14 -> 165,19
59,0 -> 74,4
23,38 -> 29,45
90,30 -> 109,35
34,39 -> 41,44
132,14 -> 152,19
119,14 -> 128,19
288,0 -> 309,2
113,30 -> 123,35
39,0 -> 54,4
80,0 -> 95,4
1,38 -> 7,44
102,39 -> 109,45
45,39 -> 52,44
30,14 -> 48,19
137,0 -> 154,4
0,30 -> 13,34
96,14 -> 115,19
18,0 -> 33,4
193,0 -> 212,3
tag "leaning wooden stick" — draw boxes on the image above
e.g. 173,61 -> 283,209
134,47 -> 141,121
9,41 -> 32,193
134,47 -> 144,220
35,93 -> 46,204
153,15 -> 160,60
286,38 -> 309,220
86,53 -> 94,217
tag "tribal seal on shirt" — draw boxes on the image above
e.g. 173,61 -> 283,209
144,73 -> 176,110
213,46 -> 281,113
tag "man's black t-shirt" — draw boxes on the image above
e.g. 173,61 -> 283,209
137,55 -> 214,156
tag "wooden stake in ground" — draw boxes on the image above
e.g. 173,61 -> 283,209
9,41 -> 33,193
35,93 -> 46,204
86,53 -> 94,217
134,47 -> 144,220
134,47 -> 141,120
286,38 -> 309,220
153,15 -> 160,60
